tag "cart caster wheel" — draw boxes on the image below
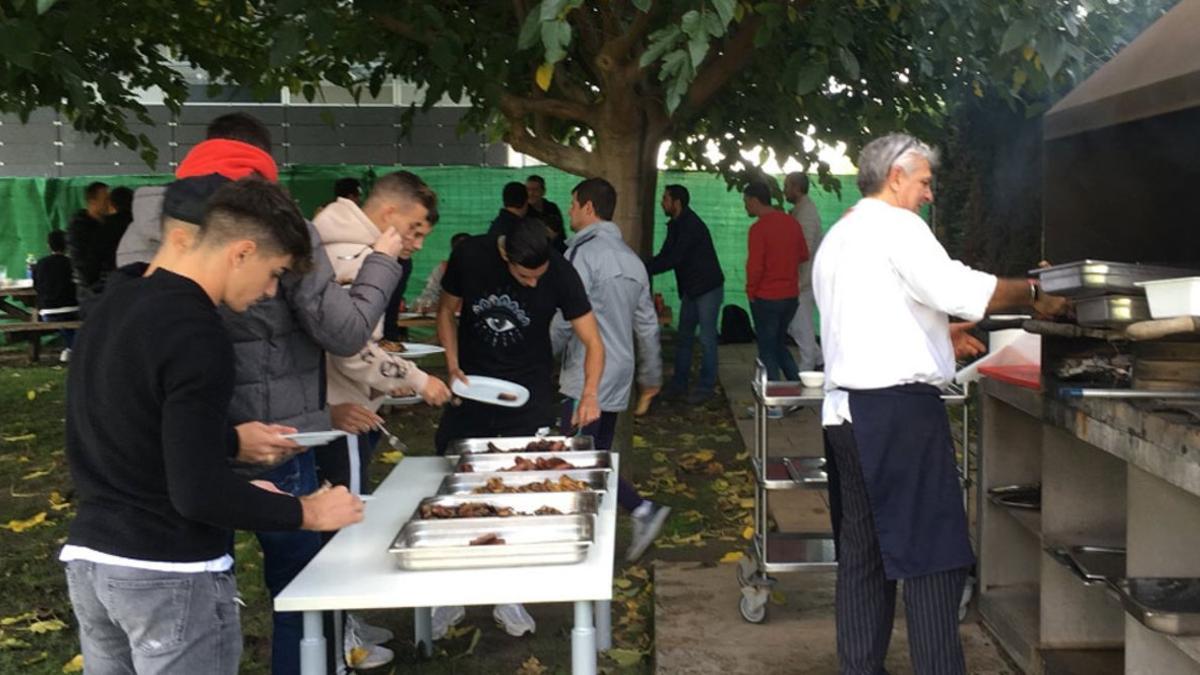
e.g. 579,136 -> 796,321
739,593 -> 768,623
735,555 -> 755,587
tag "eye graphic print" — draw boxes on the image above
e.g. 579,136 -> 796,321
485,315 -> 517,334
471,294 -> 532,348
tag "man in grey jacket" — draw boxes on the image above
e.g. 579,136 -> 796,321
785,172 -> 824,371
115,113 -> 411,674
552,177 -> 671,561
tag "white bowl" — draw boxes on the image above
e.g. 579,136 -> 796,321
799,371 -> 825,388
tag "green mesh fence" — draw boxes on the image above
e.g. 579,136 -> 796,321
0,166 -> 863,322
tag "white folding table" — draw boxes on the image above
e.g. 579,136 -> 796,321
274,455 -> 618,675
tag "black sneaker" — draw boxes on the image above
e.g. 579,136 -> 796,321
626,503 -> 672,561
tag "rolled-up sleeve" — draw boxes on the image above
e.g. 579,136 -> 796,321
889,215 -> 997,322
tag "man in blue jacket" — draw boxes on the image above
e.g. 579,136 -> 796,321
648,185 -> 725,404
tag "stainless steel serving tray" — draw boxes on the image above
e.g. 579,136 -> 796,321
437,469 -> 609,496
455,450 -> 613,473
448,435 -> 595,456
1066,545 -> 1126,582
1115,578 -> 1200,635
415,491 -> 601,518
1032,260 -> 1200,298
388,514 -> 594,570
1073,295 -> 1150,327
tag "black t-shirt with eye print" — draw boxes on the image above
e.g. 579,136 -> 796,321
442,234 -> 591,407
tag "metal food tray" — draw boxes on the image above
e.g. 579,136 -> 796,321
415,491 -> 601,518
1065,545 -> 1126,582
455,450 -> 612,474
1115,577 -> 1200,635
448,435 -> 595,455
1031,260 -> 1200,298
388,514 -> 594,570
437,469 -> 609,495
1073,294 -> 1150,327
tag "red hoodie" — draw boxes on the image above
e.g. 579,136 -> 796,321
746,210 -> 809,301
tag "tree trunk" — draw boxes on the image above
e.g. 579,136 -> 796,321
591,120 -> 663,258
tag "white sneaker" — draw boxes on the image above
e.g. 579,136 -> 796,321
345,612 -> 393,646
59,348 -> 70,363
626,502 -> 672,562
493,603 -> 536,636
431,605 -> 465,640
344,614 -> 395,670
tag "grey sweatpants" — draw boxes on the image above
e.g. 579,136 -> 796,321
65,560 -> 242,675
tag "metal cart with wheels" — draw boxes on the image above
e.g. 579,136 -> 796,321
737,362 -> 971,624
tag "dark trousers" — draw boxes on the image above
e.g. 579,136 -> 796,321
672,286 -> 723,393
750,297 -> 801,382
560,400 -> 644,513
435,399 -> 552,455
254,452 -> 330,675
315,431 -> 381,495
826,423 -> 967,675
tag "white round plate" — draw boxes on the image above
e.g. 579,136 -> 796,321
451,376 -> 530,408
382,395 -> 422,406
395,312 -> 430,320
281,431 -> 347,447
388,342 -> 445,359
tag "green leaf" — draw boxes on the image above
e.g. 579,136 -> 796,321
606,648 -> 646,667
269,24 -> 303,68
1039,34 -> 1068,78
639,26 -> 680,68
681,10 -> 703,39
837,47 -> 860,81
430,37 -> 456,71
999,18 -> 1034,54
795,60 -> 828,95
35,0 -> 57,14
632,0 -> 651,11
518,3 -> 543,49
302,82 -> 316,102
704,11 -> 726,37
687,35 -> 710,69
541,0 -> 566,21
711,0 -> 736,26
540,19 -> 572,64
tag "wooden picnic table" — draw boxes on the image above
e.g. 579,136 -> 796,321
0,283 -> 81,362
0,285 -> 37,322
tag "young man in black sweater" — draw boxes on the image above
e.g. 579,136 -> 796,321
61,177 -> 364,675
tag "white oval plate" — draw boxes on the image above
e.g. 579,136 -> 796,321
281,431 -> 347,447
382,395 -> 422,406
395,312 -> 432,320
451,376 -> 530,408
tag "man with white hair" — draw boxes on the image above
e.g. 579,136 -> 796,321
813,133 -> 1068,673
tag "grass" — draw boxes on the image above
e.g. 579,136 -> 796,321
0,331 -> 752,674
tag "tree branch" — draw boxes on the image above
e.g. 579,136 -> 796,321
373,13 -> 435,46
503,121 -> 592,176
499,91 -> 595,125
678,13 -> 765,117
602,3 -> 658,67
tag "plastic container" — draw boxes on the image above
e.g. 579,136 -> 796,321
1137,277 -> 1200,319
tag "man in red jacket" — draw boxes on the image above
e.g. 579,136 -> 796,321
744,181 -> 809,407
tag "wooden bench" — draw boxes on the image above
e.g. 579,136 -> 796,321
0,320 -> 82,362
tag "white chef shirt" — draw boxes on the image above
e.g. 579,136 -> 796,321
813,198 -> 997,426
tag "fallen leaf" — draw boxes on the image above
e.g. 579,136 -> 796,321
3,512 -> 48,533
21,470 -> 50,481
1,433 -> 36,443
742,526 -> 754,540
613,578 -> 632,589
734,451 -> 749,461
379,450 -> 404,464
0,636 -> 31,650
606,647 -> 645,667
651,451 -> 667,463
62,654 -> 84,673
26,390 -> 36,401
28,619 -> 67,634
719,551 -> 744,563
739,498 -> 754,509
458,628 -> 482,657
1,612 -> 38,626
22,651 -> 47,665
632,435 -> 648,449
626,565 -> 648,580
770,590 -> 788,606
517,655 -> 547,675
48,491 -> 71,511
442,623 -> 476,641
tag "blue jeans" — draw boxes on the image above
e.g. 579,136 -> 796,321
255,452 -> 325,675
65,561 -> 241,675
560,399 -> 644,513
672,286 -> 723,393
750,297 -> 801,382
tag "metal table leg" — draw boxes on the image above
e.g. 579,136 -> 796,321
413,607 -> 433,657
571,600 -> 597,675
594,599 -> 611,651
300,611 -> 325,675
